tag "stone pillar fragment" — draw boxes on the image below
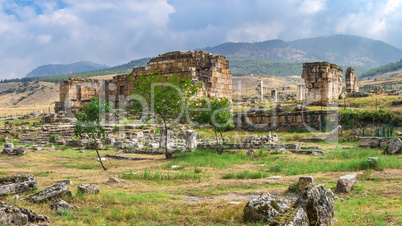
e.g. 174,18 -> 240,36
271,90 -> 277,102
345,67 -> 359,93
258,80 -> 263,102
185,130 -> 197,150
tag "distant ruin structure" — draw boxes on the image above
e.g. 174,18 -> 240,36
55,51 -> 232,115
271,90 -> 277,102
345,67 -> 359,93
296,85 -> 306,101
301,62 -> 343,105
258,80 -> 263,101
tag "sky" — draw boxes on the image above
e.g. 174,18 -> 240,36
0,0 -> 402,79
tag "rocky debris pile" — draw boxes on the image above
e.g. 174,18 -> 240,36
359,137 -> 402,154
24,183 -> 72,203
0,201 -> 49,225
50,199 -> 72,213
0,175 -> 38,196
347,92 -> 369,98
244,183 -> 336,225
278,93 -> 296,101
77,184 -> 99,195
294,104 -> 309,111
335,174 -> 356,193
2,143 -> 26,155
242,133 -> 279,146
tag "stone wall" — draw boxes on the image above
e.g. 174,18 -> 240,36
345,67 -> 359,93
302,62 -> 343,105
235,110 -> 339,131
56,51 -> 232,115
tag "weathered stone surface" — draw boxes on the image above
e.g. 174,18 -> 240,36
335,174 -> 356,193
56,51 -> 232,115
246,150 -> 255,156
108,177 -> 122,183
368,157 -> 379,168
50,199 -> 72,213
244,184 -> 335,225
298,176 -> 314,193
295,104 -> 309,111
345,67 -> 359,93
296,184 -> 335,225
0,201 -> 49,225
386,138 -> 402,155
0,175 -> 38,196
359,137 -> 380,148
56,179 -> 73,185
78,184 -> 99,195
2,146 -> 26,155
302,62 -> 343,105
67,139 -> 86,147
329,125 -> 342,135
185,130 -> 197,150
26,183 -> 72,203
243,192 -> 286,222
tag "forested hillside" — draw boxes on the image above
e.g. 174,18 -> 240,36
361,59 -> 402,79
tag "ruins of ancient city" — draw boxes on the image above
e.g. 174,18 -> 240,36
0,50 -> 401,225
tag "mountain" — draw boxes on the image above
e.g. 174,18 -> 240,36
203,39 -> 317,62
201,35 -> 402,70
288,35 -> 402,67
26,61 -> 110,78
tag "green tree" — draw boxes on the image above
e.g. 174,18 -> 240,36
74,97 -> 113,170
129,70 -> 202,159
191,97 -> 233,154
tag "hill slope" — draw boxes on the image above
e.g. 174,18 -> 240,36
26,61 -> 110,78
289,35 -> 402,67
202,35 -> 402,70
203,39 -> 316,62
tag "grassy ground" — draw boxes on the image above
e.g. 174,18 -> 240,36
0,138 -> 400,225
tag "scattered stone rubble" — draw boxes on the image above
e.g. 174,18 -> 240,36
0,201 -> 49,225
50,199 -> 72,213
2,143 -> 26,155
0,175 -> 38,196
335,174 -> 356,193
244,182 -> 336,225
359,137 -> 402,154
77,184 -> 99,195
24,183 -> 72,203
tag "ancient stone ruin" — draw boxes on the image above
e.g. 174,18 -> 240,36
55,51 -> 232,115
345,67 -> 359,93
257,80 -> 263,101
302,62 -> 343,105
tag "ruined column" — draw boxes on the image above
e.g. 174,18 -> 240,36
271,90 -> 277,102
185,130 -> 197,150
296,85 -> 305,101
345,67 -> 359,93
258,80 -> 263,102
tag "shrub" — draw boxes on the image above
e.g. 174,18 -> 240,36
49,134 -> 61,143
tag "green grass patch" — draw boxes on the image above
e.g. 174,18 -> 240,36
33,171 -> 53,177
222,170 -> 268,179
121,169 -> 202,182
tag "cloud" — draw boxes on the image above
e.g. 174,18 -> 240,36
0,0 -> 401,79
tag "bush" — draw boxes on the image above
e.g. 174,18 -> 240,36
49,134 -> 61,143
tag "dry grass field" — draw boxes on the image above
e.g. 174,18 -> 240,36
0,120 -> 400,225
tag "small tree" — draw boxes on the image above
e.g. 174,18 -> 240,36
129,71 -> 202,159
191,97 -> 233,154
74,97 -> 113,170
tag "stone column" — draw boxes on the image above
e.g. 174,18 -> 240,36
185,130 -> 197,150
271,90 -> 277,102
296,85 -> 304,101
258,80 -> 263,102
159,128 -> 171,149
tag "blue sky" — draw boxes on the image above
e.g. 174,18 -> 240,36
0,0 -> 401,78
